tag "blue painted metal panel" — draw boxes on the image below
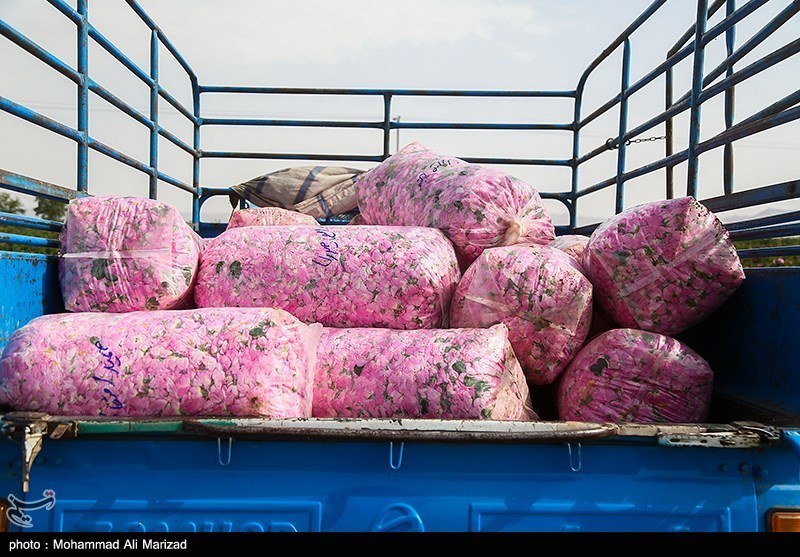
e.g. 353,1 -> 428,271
0,253 -> 62,351
0,439 -> 762,532
680,268 -> 800,417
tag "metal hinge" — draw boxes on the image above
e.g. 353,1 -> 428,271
1,412 -> 49,493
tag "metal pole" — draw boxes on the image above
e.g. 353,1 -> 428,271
149,29 -> 158,200
723,0 -> 736,195
77,0 -> 89,193
687,0 -> 710,198
615,39 -> 632,214
393,116 -> 401,153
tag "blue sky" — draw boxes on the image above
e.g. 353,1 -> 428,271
0,0 -> 797,225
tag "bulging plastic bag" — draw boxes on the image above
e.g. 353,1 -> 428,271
313,324 -> 536,420
551,235 -> 589,263
450,246 -> 593,385
0,308 -> 321,418
583,196 -> 745,335
227,207 -> 318,229
195,225 -> 461,329
556,328 -> 714,423
356,142 -> 555,265
59,196 -> 203,313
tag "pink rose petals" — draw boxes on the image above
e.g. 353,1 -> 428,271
195,225 -> 461,329
450,246 -> 593,385
0,308 -> 321,418
59,196 -> 203,313
313,324 -> 536,420
227,207 -> 318,229
356,142 -> 555,265
583,196 -> 745,335
557,328 -> 714,423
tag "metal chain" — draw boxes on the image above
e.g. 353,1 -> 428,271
605,135 -> 667,150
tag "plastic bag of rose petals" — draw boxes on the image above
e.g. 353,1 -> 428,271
59,196 -> 203,313
313,324 -> 536,420
0,308 -> 321,418
550,235 -> 589,263
583,196 -> 745,335
356,142 -> 555,266
195,225 -> 461,329
450,245 -> 593,385
556,328 -> 714,423
227,207 -> 318,229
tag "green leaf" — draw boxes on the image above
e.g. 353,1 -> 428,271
452,360 -> 467,374
589,356 -> 609,376
145,296 -> 159,311
418,395 -> 429,414
182,267 -> 193,286
353,364 -> 365,377
199,385 -> 209,399
481,408 -> 493,419
474,208 -> 486,223
215,261 -> 224,274
249,326 -> 265,339
229,260 -> 242,278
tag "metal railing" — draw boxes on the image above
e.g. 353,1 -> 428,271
0,0 -> 798,260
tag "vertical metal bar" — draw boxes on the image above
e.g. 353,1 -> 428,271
665,65 -> 674,200
570,91 -> 582,229
615,39 -> 632,214
149,29 -> 158,200
723,0 -> 736,195
382,94 -> 392,160
687,0 -> 709,198
77,0 -> 89,193
192,77 -> 201,228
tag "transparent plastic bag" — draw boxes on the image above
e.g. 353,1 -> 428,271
59,196 -> 203,313
556,328 -> 714,423
0,308 -> 321,418
583,197 -> 745,335
356,142 -> 555,266
450,246 -> 593,385
227,207 -> 318,229
313,324 -> 537,420
550,234 -> 589,263
195,225 -> 461,329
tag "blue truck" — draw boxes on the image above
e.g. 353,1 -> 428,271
0,0 -> 798,533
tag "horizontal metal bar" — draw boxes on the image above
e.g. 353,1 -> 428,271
701,180 -> 800,213
576,148 -> 689,199
730,222 -> 800,241
0,96 -> 81,142
461,157 -> 572,167
0,232 -> 59,249
86,136 -> 153,176
696,1 -> 800,99
735,88 -> 800,130
576,0 -> 668,91
157,127 -> 196,156
88,78 -> 153,129
200,151 -> 385,162
87,23 -> 153,86
126,0 -> 197,80
538,192 -> 572,202
666,0 -> 727,55
155,171 -> 194,194
46,0 -> 81,25
200,118 -> 384,129
0,212 -> 63,232
0,168 -> 84,202
158,86 -> 196,123
0,19 -> 81,84
737,245 -> 800,259
393,121 -> 573,131
697,104 -> 800,155
198,85 -> 576,98
578,0 -> 761,130
198,187 -> 233,198
725,210 -> 800,232
570,222 -> 601,236
696,37 -> 800,106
